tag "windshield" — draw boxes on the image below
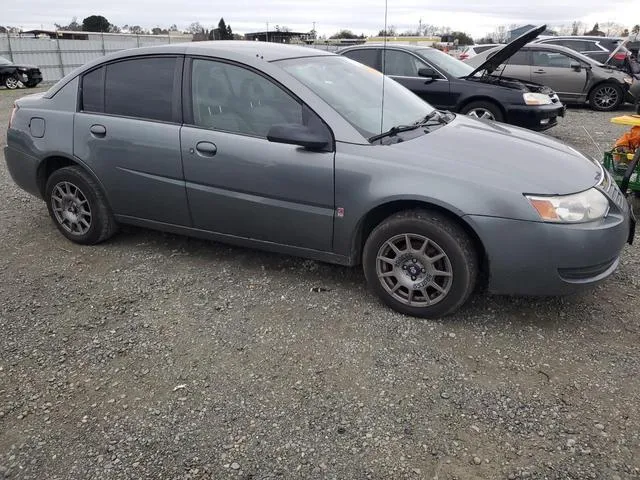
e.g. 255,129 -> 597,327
277,56 -> 435,139
417,48 -> 475,78
0,57 -> 12,66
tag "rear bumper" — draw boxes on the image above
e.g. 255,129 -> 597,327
3,145 -> 42,198
506,103 -> 565,131
465,207 -> 631,296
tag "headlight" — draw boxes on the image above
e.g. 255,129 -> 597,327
623,76 -> 633,85
525,188 -> 609,223
523,92 -> 552,105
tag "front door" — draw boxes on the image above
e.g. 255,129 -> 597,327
530,49 -> 588,101
180,58 -> 335,251
73,56 -> 190,225
382,49 -> 453,108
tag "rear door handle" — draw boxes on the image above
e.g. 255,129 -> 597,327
195,141 -> 217,156
533,69 -> 546,74
89,124 -> 106,136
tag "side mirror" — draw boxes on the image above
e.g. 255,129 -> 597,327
570,62 -> 582,71
267,124 -> 329,150
418,67 -> 436,79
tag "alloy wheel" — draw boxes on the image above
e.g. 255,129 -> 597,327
594,86 -> 619,109
376,233 -> 453,307
466,108 -> 495,120
5,77 -> 19,89
51,181 -> 92,235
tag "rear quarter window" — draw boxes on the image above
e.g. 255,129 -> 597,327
81,66 -> 105,113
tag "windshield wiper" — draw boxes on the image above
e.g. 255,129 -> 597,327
369,111 -> 446,143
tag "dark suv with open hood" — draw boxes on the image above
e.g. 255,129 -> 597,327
339,25 -> 565,131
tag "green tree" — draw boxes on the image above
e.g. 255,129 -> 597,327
218,18 -> 231,40
377,27 -> 396,36
330,29 -> 359,39
152,27 -> 169,35
632,24 -> 640,34
82,15 -> 111,33
450,31 -> 473,45
476,36 -> 494,44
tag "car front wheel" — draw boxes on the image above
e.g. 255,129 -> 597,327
45,166 -> 117,245
460,100 -> 504,122
4,75 -> 19,89
589,83 -> 623,111
363,210 -> 479,318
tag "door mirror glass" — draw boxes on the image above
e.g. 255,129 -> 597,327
418,67 -> 436,78
569,61 -> 582,71
267,124 -> 329,150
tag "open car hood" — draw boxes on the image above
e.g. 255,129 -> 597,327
468,25 -> 547,77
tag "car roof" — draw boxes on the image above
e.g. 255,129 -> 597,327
45,41 -> 334,98
537,35 -> 623,41
339,44 -> 431,52
483,42 -> 602,65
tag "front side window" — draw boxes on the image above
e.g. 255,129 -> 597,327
416,48 -> 474,78
277,55 -> 434,139
191,59 -> 305,137
104,57 -> 177,122
382,50 -> 425,77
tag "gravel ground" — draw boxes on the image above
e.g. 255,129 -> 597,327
1,87 -> 639,480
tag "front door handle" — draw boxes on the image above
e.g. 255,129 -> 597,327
533,69 -> 546,74
90,124 -> 106,136
195,141 -> 217,156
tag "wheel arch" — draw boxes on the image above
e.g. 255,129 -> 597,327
456,96 -> 507,119
587,80 -> 623,101
36,155 -> 108,202
350,199 -> 487,279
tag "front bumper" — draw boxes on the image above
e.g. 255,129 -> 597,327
465,199 -> 632,296
506,102 -> 566,131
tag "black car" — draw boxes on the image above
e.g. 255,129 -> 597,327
0,56 -> 43,89
339,25 -> 565,131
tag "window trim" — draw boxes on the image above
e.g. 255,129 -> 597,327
380,47 -> 448,80
183,55 -> 335,152
530,48 -> 579,68
78,54 -> 184,125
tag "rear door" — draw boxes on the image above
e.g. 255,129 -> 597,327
73,56 -> 190,225
530,49 -> 588,101
179,57 -> 335,251
381,49 -> 453,108
498,50 -> 532,82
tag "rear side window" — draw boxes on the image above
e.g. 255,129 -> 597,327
505,50 -> 530,65
342,49 -> 379,69
475,45 -> 495,54
104,57 -> 178,122
81,66 -> 105,113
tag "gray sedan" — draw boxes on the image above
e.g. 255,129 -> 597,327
4,42 -> 634,318
465,43 -> 633,111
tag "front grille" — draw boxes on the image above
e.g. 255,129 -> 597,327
558,257 -> 618,281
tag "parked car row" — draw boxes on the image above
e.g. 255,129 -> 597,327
464,42 -> 634,111
5,40 -> 634,319
339,26 -> 565,131
0,56 -> 43,89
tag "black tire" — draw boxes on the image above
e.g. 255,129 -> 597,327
362,210 -> 479,319
588,83 -> 623,112
45,166 -> 117,245
459,100 -> 504,122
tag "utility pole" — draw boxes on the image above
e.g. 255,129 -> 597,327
266,22 -> 269,42
418,18 -> 422,36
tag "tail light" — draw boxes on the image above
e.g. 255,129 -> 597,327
614,52 -> 627,61
9,103 -> 18,129
459,53 -> 468,60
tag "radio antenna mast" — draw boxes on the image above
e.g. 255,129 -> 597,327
379,0 -> 389,136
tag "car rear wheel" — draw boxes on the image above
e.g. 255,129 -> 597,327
363,210 -> 478,318
589,83 -> 623,111
45,166 -> 117,245
460,101 -> 504,122
4,76 -> 19,89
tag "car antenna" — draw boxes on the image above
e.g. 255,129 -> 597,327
379,0 -> 389,136
582,126 -> 603,157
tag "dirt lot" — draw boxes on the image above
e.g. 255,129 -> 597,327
1,87 -> 639,480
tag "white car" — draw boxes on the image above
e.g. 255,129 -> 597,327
458,44 -> 501,60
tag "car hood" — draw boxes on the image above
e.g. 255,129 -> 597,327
469,25 -> 547,76
389,115 -> 602,195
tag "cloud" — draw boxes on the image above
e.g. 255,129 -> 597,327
5,0 -> 639,38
